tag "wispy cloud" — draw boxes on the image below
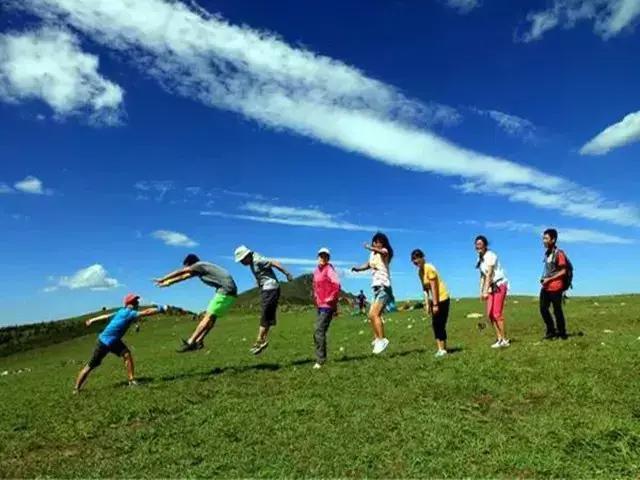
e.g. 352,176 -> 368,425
472,108 -> 538,143
443,0 -> 481,15
457,181 -> 640,227
46,264 -> 121,292
202,201 -> 397,232
273,257 -> 356,267
16,0 -> 640,227
1,176 -> 52,195
580,110 -> 640,155
485,220 -> 635,244
134,180 -> 174,201
151,229 -> 198,247
0,27 -> 124,125
517,0 -> 640,42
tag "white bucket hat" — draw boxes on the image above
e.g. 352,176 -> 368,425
317,247 -> 331,256
234,245 -> 252,263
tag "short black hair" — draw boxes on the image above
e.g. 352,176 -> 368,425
410,249 -> 424,259
475,235 -> 489,247
544,228 -> 558,242
183,253 -> 200,266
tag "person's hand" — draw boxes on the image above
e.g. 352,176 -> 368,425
432,303 -> 440,315
351,266 -> 357,273
363,243 -> 370,250
481,292 -> 489,300
541,278 -> 550,286
85,319 -> 92,327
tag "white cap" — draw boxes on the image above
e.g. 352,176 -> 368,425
234,245 -> 252,263
317,247 -> 331,256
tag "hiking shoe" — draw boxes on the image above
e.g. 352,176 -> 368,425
312,362 -> 323,370
499,338 -> 511,348
491,340 -> 502,349
435,349 -> 448,358
176,339 -> 197,353
250,340 -> 269,355
128,380 -> 139,387
195,340 -> 205,350
372,338 -> 389,355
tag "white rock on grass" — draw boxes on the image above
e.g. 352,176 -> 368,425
1,371 -> 8,376
358,330 -> 364,335
466,313 -> 483,319
603,329 -> 613,333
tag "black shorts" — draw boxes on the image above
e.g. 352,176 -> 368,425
260,288 -> 280,328
87,340 -> 129,369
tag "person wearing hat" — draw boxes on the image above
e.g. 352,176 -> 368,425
73,294 -> 169,393
154,254 -> 238,353
234,245 -> 293,355
312,247 -> 341,369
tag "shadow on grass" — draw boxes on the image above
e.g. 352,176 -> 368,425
125,347 -> 443,387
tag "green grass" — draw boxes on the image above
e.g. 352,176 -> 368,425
1,295 -> 640,478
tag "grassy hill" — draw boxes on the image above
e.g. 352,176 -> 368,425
2,294 -> 640,478
234,273 -> 354,309
0,307 -> 195,357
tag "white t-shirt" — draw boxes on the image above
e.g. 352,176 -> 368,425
478,250 -> 508,286
369,250 -> 391,287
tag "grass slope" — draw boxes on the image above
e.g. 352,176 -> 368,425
1,295 -> 640,478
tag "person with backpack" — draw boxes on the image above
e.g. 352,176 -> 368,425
540,228 -> 572,340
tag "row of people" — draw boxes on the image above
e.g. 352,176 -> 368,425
73,229 -> 571,391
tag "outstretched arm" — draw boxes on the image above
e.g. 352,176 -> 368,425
85,312 -> 112,327
154,267 -> 195,287
270,261 -> 294,281
351,261 -> 371,273
138,305 -> 170,318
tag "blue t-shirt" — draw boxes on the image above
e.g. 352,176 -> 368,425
99,308 -> 139,346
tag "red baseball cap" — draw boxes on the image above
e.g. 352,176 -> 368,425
123,293 -> 140,306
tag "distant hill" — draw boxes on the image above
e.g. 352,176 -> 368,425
0,306 -> 195,357
234,274 -> 355,309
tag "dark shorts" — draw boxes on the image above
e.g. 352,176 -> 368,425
87,340 -> 129,369
260,288 -> 281,328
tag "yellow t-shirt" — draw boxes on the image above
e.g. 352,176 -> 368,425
420,263 -> 449,302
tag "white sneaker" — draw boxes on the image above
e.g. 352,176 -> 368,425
500,339 -> 510,347
372,338 -> 389,355
312,363 -> 322,370
435,349 -> 448,358
491,340 -> 502,349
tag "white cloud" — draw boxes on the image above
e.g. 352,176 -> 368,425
580,110 -> 640,155
0,26 -> 124,125
13,176 -> 50,195
518,0 -> 640,42
444,0 -> 481,14
134,180 -> 173,201
0,183 -> 12,194
16,0 -> 640,227
151,229 -> 198,247
48,264 -> 121,291
275,257 -> 355,267
472,108 -> 538,142
485,220 -> 635,244
202,201 -> 398,232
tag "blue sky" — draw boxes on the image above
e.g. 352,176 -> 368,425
1,0 -> 639,325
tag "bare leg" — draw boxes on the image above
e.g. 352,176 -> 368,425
75,365 -> 93,391
369,301 -> 386,339
123,351 -> 134,382
257,325 -> 270,343
494,316 -> 506,340
188,313 -> 216,344
436,339 -> 447,351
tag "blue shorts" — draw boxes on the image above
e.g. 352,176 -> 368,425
372,286 -> 394,306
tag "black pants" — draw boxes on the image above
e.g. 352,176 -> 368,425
539,289 -> 567,336
314,309 -> 334,364
260,288 -> 280,327
431,298 -> 450,341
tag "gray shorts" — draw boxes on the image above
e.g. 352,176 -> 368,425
260,288 -> 280,327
